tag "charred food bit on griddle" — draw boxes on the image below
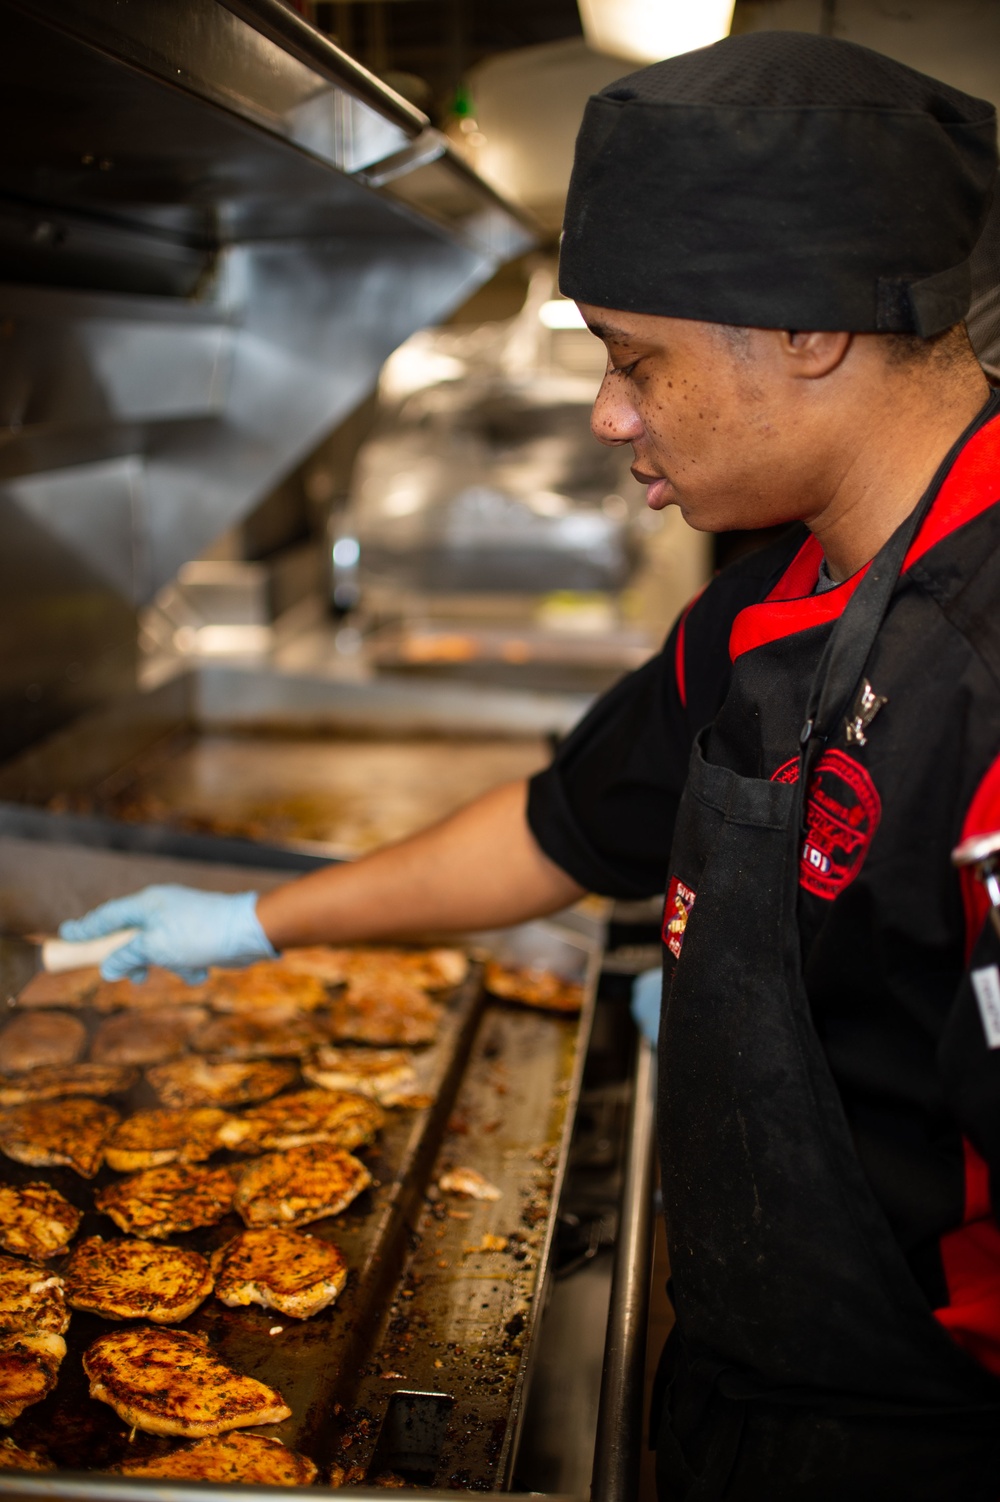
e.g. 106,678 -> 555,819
0,1098 -> 120,1179
102,1106 -> 231,1172
438,1167 -> 502,1201
146,1057 -> 296,1110
483,959 -> 584,1014
211,1226 -> 348,1318
195,1011 -> 326,1061
324,981 -> 443,1047
90,1007 -> 208,1066
205,962 -> 328,1015
0,1011 -> 86,1074
64,1236 -> 213,1323
218,1089 -> 384,1153
82,1326 -> 291,1437
0,1182 -> 81,1260
14,968 -> 99,1010
0,1333 -> 66,1424
233,1143 -> 371,1228
0,1436 -> 53,1470
91,966 -> 208,1014
0,1253 -> 68,1334
0,1063 -> 137,1107
95,1162 -> 240,1239
114,1431 -> 317,1484
302,1046 -> 417,1105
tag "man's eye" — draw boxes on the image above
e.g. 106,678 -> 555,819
609,358 -> 639,378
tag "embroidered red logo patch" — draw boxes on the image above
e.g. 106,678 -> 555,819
772,750 -> 881,900
663,876 -> 696,958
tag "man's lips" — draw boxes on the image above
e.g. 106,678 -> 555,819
631,466 -> 671,508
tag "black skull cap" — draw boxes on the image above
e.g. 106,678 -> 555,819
559,31 -> 998,335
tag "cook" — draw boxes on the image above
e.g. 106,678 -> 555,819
62,31 -> 1000,1500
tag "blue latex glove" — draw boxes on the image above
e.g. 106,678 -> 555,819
631,965 -> 662,1046
59,884 -> 275,983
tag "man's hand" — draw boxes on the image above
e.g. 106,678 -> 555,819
59,886 -> 275,983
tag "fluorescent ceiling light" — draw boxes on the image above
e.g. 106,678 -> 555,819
578,0 -> 735,64
539,299 -> 588,329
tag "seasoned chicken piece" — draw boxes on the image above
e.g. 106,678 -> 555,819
95,1163 -> 239,1239
83,1327 -> 291,1437
303,1046 -> 417,1105
352,947 -> 468,991
0,1063 -> 137,1107
325,982 -> 442,1047
14,968 -> 99,1010
0,1182 -> 81,1259
484,960 -> 584,1014
438,1167 -> 502,1201
147,1058 -> 296,1110
0,1253 -> 68,1334
212,1226 -> 348,1318
206,962 -> 327,1015
219,1089 -> 383,1154
90,1006 -> 207,1066
275,947 -> 353,985
65,1236 -> 213,1323
103,1107 -> 230,1172
196,1011 -> 326,1061
0,1332 -> 65,1424
115,1431 -> 317,1484
0,1098 -> 119,1178
234,1144 -> 371,1228
92,967 -> 207,1014
0,1436 -> 53,1470
0,1011 -> 86,1074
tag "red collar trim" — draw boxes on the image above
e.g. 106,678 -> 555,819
729,410 -> 1000,663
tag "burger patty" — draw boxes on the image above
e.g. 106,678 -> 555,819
0,1253 -> 68,1334
146,1058 -> 296,1110
219,1089 -> 384,1154
211,1227 -> 348,1319
233,1143 -> 371,1228
0,1097 -> 120,1178
64,1237 -> 213,1323
95,1163 -> 240,1239
0,1182 -> 81,1260
114,1431 -> 317,1484
83,1326 -> 291,1437
0,1012 -> 87,1074
0,1333 -> 66,1424
102,1107 -> 230,1172
0,1063 -> 137,1107
90,1007 -> 207,1067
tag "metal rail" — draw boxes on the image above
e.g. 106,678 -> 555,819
0,1481 -> 582,1502
590,1035 -> 657,1502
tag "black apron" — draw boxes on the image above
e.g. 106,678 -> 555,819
656,398 -> 1000,1501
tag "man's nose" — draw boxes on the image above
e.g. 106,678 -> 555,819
591,372 -> 643,448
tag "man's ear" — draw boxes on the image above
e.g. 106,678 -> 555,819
782,329 -> 853,379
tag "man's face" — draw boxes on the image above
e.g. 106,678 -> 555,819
579,304 -> 821,533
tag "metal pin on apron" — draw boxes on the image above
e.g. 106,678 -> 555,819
952,829 -> 1000,941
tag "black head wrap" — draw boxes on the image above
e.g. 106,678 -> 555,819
559,31 -> 998,335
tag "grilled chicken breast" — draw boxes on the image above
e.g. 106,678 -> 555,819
324,982 -> 442,1047
234,1143 -> 371,1228
90,1007 -> 207,1066
95,1163 -> 240,1239
219,1089 -> 384,1154
211,1226 -> 348,1319
0,1097 -> 120,1178
15,968 -> 99,1010
206,963 -> 327,1015
0,1063 -> 137,1107
0,1012 -> 87,1074
303,1046 -> 417,1105
91,967 -> 207,1013
83,1327 -> 291,1436
0,1332 -> 66,1424
347,946 -> 468,991
103,1107 -> 230,1172
196,1012 -> 326,1061
0,1253 -> 68,1334
484,960 -> 584,1014
0,1436 -> 53,1470
65,1236 -> 213,1323
146,1058 -> 296,1110
115,1431 -> 317,1484
0,1182 -> 81,1260
274,947 -> 352,985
